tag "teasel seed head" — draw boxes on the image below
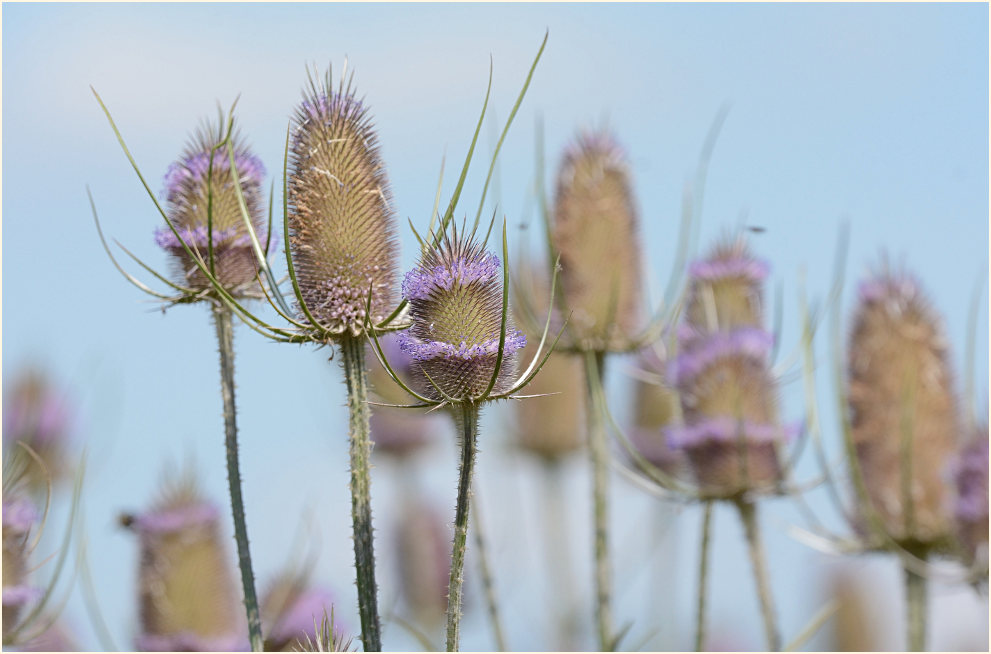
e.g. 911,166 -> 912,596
399,227 -> 525,402
3,368 -> 74,492
260,574 -> 347,651
670,237 -> 790,498
952,423 -> 988,571
2,495 -> 41,635
394,498 -> 451,626
156,120 -> 268,294
551,129 -> 643,352
288,68 -> 399,337
847,270 -> 958,548
628,345 -> 683,473
124,472 -> 245,651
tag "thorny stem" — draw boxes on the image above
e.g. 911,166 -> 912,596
584,351 -> 614,651
695,501 -> 714,652
340,335 -> 382,652
447,403 -> 479,651
735,498 -> 779,651
212,304 -> 263,652
904,551 -> 928,651
470,493 -> 508,651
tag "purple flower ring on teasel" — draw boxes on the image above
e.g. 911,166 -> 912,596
670,327 -> 774,387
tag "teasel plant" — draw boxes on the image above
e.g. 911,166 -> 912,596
90,94 -> 280,651
259,568 -> 348,652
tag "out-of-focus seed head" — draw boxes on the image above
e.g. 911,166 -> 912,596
551,129 -> 643,352
628,345 -> 683,473
3,368 -> 74,491
394,499 -> 451,626
260,574 -> 347,652
289,68 -> 399,337
2,495 -> 40,636
513,344 -> 585,460
156,120 -> 268,293
953,424 -> 988,571
826,567 -> 882,652
670,237 -> 789,498
848,271 -> 958,548
399,229 -> 525,402
124,473 -> 245,651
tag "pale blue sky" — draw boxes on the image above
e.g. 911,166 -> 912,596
3,3 -> 988,651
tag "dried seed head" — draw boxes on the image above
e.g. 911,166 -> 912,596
126,473 -> 245,651
848,271 -> 958,548
156,121 -> 268,293
953,424 -> 988,569
628,346 -> 682,473
289,69 -> 399,337
261,574 -> 346,652
394,499 -> 451,625
3,368 -> 74,491
670,237 -> 789,497
399,229 -> 525,402
513,344 -> 585,460
551,130 -> 643,352
2,496 -> 40,635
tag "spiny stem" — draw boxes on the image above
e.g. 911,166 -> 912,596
584,351 -> 614,651
340,335 -> 382,652
904,552 -> 928,651
695,501 -> 714,652
212,304 -> 263,652
470,492 -> 508,651
447,403 -> 479,651
736,498 -> 779,651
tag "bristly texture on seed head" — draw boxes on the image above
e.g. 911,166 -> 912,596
156,119 -> 268,293
3,367 -> 75,492
2,495 -> 41,637
629,345 -> 683,474
670,236 -> 790,498
399,226 -> 525,402
394,498 -> 451,626
260,573 -> 347,652
953,424 -> 989,571
551,129 -> 643,352
848,270 -> 958,549
125,472 -> 246,651
288,67 -> 399,337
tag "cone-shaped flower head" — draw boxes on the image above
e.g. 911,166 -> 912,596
260,574 -> 348,651
953,424 -> 988,569
848,271 -> 958,548
629,345 -> 683,473
3,368 -> 74,491
398,228 -> 525,402
394,499 -> 451,626
367,334 -> 444,456
156,121 -> 267,293
551,129 -> 643,352
670,236 -> 790,497
124,474 -> 245,651
288,69 -> 399,337
2,495 -> 41,636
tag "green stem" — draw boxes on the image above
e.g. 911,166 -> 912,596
447,403 -> 479,651
340,336 -> 382,652
736,499 -> 779,651
695,501 -> 714,652
904,553 -> 928,651
543,460 -> 578,650
471,493 -> 508,651
212,304 -> 263,652
584,351 -> 613,651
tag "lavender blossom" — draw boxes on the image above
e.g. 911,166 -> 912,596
288,71 -> 399,337
156,122 -> 268,293
260,575 -> 348,652
123,475 -> 246,651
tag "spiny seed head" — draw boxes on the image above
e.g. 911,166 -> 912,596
670,237 -> 789,497
552,129 -> 643,352
848,270 -> 958,548
399,228 -> 524,402
513,344 -> 585,460
261,574 -> 346,652
629,346 -> 682,473
3,368 -> 74,491
953,424 -> 988,569
289,68 -> 399,337
157,120 -> 268,293
2,495 -> 40,635
394,499 -> 451,625
126,473 -> 245,651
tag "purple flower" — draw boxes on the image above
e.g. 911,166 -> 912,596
670,327 -> 774,387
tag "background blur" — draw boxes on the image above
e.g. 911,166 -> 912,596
3,2 -> 988,651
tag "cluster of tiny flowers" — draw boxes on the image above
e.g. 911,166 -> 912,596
153,224 -> 271,250
162,150 -> 266,204
397,329 -> 527,362
401,253 -> 501,301
261,576 -> 347,651
669,327 -> 774,386
687,257 -> 769,282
